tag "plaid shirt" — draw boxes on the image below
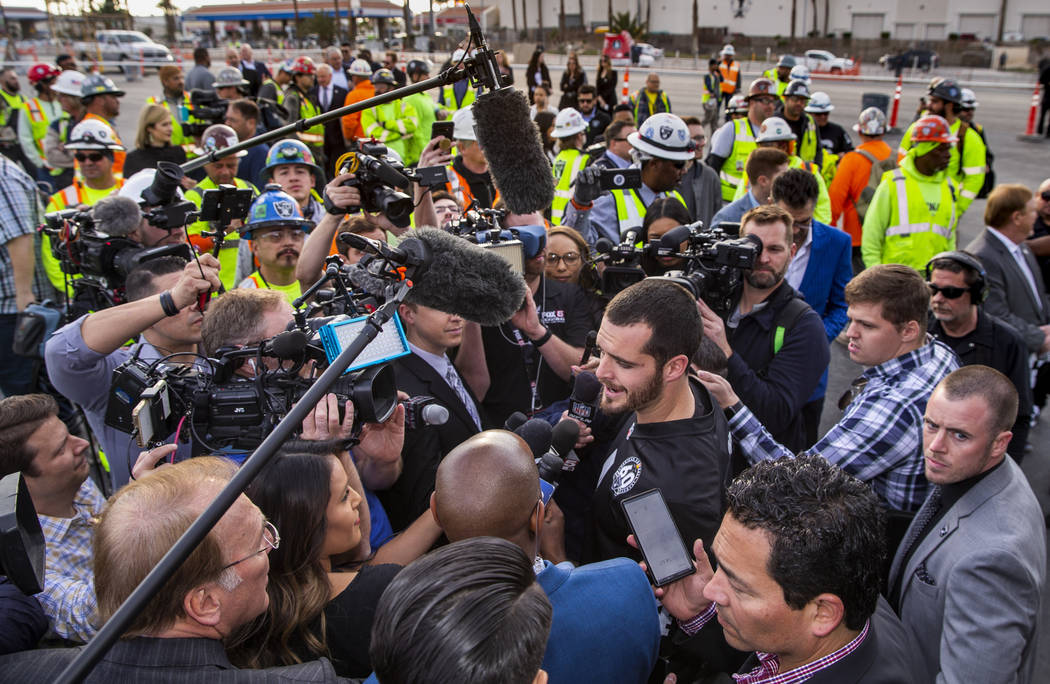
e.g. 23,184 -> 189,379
36,478 -> 105,642
729,338 -> 958,512
680,604 -> 871,683
0,155 -> 48,313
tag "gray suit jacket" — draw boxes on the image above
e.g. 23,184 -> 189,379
677,160 -> 722,230
0,636 -> 359,683
888,458 -> 1046,684
966,228 -> 1050,352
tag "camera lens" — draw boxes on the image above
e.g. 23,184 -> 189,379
142,161 -> 184,207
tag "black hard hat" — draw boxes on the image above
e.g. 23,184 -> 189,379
406,59 -> 430,77
928,78 -> 962,105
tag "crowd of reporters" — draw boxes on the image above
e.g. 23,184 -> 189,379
0,37 -> 1047,684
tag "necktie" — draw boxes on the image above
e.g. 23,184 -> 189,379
445,364 -> 482,430
896,486 -> 943,563
321,87 -> 329,111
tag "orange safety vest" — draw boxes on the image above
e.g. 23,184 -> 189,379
82,113 -> 125,177
446,165 -> 501,210
718,60 -> 739,94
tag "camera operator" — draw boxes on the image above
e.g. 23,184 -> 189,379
237,186 -> 312,305
182,124 -> 259,290
697,205 -> 828,452
213,66 -> 249,102
40,119 -> 126,291
565,112 -> 693,246
44,254 -> 221,490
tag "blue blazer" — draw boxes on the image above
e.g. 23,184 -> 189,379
538,558 -> 661,684
797,219 -> 852,400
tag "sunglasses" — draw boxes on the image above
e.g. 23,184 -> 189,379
74,152 -> 105,163
927,283 -> 969,299
1041,190 -> 1050,202
578,98 -> 594,104
669,159 -> 689,170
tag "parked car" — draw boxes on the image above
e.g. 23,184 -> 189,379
74,30 -> 174,73
879,49 -> 939,72
803,49 -> 854,74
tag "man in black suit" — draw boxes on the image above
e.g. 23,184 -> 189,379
0,458 -> 350,682
237,43 -> 271,99
654,455 -> 925,683
377,299 -> 486,531
311,64 -> 348,178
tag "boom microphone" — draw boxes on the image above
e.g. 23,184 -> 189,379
341,227 -> 527,326
91,195 -> 143,237
471,88 -> 556,216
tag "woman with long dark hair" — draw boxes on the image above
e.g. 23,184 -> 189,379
534,110 -> 558,164
595,54 -> 618,115
640,197 -> 693,275
558,51 -> 587,110
525,46 -> 551,104
229,441 -> 400,678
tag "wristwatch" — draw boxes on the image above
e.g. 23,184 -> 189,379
531,327 -> 554,348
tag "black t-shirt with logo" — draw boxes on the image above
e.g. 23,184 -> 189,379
589,378 -> 732,564
480,277 -> 593,426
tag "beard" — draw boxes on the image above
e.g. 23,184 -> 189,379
600,367 -> 664,415
745,266 -> 784,290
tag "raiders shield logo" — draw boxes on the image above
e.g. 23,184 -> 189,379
273,200 -> 295,218
659,125 -> 673,140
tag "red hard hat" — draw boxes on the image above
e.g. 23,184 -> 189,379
28,63 -> 61,85
292,56 -> 316,76
911,115 -> 958,145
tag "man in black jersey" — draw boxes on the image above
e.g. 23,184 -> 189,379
587,279 -> 732,563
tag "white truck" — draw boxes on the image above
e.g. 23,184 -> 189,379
75,30 -> 175,73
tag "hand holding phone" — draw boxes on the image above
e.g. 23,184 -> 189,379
621,488 -> 696,586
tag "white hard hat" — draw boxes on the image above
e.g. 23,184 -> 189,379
552,108 -> 587,138
53,69 -> 86,96
755,116 -> 797,143
348,59 -> 372,77
627,113 -> 694,161
727,94 -> 748,114
721,44 -> 735,56
66,119 -> 125,151
118,169 -> 185,205
452,106 -> 476,141
805,92 -> 833,113
788,65 -> 811,83
853,107 -> 887,136
960,88 -> 978,110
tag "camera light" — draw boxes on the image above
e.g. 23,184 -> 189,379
318,312 -> 411,374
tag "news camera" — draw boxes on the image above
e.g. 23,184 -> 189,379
324,141 -> 448,229
182,89 -> 229,137
594,221 -> 762,316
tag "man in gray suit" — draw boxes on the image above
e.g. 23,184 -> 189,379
966,184 -> 1050,354
888,365 -> 1045,684
0,457 -> 353,683
676,116 -> 723,229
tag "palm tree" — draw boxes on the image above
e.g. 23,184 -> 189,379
157,0 -> 176,43
538,0 -> 545,42
559,0 -> 566,37
521,0 -> 529,38
692,0 -> 699,57
403,0 -> 413,41
292,0 -> 301,46
790,0 -> 796,38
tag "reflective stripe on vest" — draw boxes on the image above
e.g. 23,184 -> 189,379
718,62 -> 739,93
719,118 -> 757,200
550,148 -> 588,225
24,98 -> 52,155
445,165 -> 500,210
886,168 -> 955,240
298,94 -> 324,144
612,188 -> 687,237
633,91 -> 670,124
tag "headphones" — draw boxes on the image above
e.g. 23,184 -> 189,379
924,250 -> 987,302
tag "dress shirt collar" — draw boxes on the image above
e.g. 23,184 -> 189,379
408,341 -> 450,377
986,225 -> 1021,254
734,619 -> 870,684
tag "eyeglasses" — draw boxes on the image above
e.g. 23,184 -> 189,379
74,152 -> 105,163
752,96 -> 777,105
927,283 -> 969,299
578,98 -> 594,104
255,228 -> 306,243
1041,190 -> 1050,202
221,521 -> 280,570
546,251 -> 581,265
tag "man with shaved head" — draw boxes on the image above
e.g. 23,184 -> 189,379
431,430 -> 661,684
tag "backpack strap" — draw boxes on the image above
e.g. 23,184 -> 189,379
773,297 -> 811,356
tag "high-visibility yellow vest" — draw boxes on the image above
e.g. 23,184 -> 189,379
794,113 -> 820,164
238,270 -> 302,306
880,168 -> 957,271
42,179 -> 124,291
184,176 -> 258,290
611,187 -> 686,237
550,148 -> 588,225
719,117 -> 757,201
23,97 -> 57,157
262,77 -> 285,106
761,69 -> 791,97
0,89 -> 24,127
632,89 -> 670,125
362,99 -> 418,162
440,84 -> 475,114
294,90 -> 324,146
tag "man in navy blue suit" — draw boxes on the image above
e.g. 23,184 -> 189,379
431,430 -> 661,684
773,168 -> 852,446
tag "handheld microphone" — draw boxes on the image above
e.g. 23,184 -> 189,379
341,227 -> 528,326
549,419 -> 579,460
514,418 -> 552,462
580,330 -> 598,365
401,395 -> 450,430
567,371 -> 602,427
91,195 -> 143,237
504,411 -> 528,432
262,329 -> 310,359
471,87 -> 556,216
537,451 -> 565,505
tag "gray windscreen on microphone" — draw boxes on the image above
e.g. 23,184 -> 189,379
471,88 -> 556,216
91,195 -> 143,237
420,403 -> 450,426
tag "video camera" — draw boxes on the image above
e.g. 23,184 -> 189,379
183,89 -> 229,137
594,221 -> 762,316
324,141 -> 448,229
